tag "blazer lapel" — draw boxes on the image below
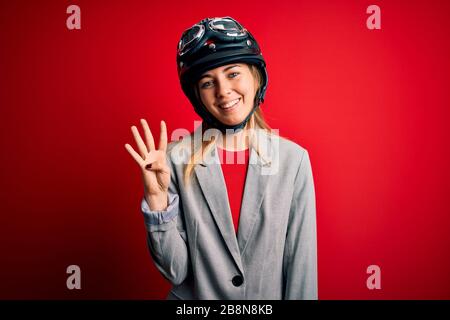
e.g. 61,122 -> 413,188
237,130 -> 275,254
194,146 -> 243,273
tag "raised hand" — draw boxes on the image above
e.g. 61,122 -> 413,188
125,119 -> 170,211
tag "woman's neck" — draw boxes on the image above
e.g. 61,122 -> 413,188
217,128 -> 249,151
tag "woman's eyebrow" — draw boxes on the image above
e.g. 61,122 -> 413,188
223,64 -> 240,72
199,65 -> 241,80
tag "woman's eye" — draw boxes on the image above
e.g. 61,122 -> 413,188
201,81 -> 213,89
229,72 -> 239,78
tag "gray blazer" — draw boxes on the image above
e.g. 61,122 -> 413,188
141,128 -> 317,300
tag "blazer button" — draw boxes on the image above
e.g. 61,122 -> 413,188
232,275 -> 243,287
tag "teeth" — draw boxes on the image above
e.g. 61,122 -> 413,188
220,98 -> 240,109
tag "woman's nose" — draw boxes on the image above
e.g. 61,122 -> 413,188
215,79 -> 232,98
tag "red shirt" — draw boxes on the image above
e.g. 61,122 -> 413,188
217,147 -> 250,233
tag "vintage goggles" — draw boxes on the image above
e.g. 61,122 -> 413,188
178,17 -> 248,56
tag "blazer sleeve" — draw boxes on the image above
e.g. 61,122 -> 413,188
283,149 -> 318,300
140,157 -> 189,286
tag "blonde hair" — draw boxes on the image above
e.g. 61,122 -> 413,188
183,64 -> 274,185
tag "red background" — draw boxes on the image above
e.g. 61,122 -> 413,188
1,0 -> 449,299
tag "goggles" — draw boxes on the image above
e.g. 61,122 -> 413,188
178,17 -> 248,57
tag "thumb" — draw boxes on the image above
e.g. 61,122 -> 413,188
144,161 -> 169,174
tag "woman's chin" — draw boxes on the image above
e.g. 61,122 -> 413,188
218,116 -> 245,127
216,110 -> 252,127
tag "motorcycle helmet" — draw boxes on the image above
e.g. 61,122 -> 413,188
177,16 -> 268,132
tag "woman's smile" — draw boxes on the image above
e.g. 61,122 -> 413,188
218,97 -> 241,113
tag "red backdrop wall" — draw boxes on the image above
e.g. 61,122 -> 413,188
1,0 -> 449,299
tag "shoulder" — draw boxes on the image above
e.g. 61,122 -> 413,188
278,135 -> 308,158
272,135 -> 315,191
267,132 -> 310,168
252,129 -> 311,179
166,135 -> 193,166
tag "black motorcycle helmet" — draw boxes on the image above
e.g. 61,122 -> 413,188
177,16 -> 268,132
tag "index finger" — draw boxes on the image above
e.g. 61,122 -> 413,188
159,120 -> 168,152
124,143 -> 144,166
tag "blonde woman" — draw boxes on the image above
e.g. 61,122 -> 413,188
125,17 -> 317,300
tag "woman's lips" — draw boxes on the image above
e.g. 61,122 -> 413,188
218,98 -> 241,113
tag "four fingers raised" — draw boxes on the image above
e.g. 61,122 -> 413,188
126,119 -> 168,165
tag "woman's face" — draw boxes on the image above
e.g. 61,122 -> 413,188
197,63 -> 257,126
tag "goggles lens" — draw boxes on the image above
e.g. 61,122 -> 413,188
209,17 -> 246,36
178,25 -> 205,55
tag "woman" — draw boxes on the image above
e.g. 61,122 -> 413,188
125,17 -> 317,300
